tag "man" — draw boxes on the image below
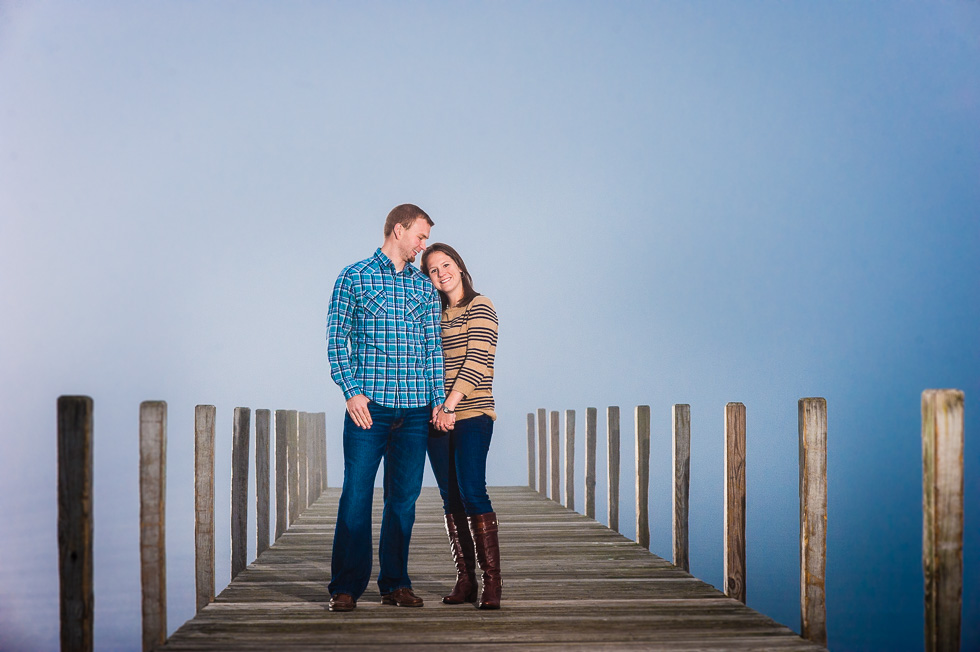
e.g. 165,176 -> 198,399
325,203 -> 445,612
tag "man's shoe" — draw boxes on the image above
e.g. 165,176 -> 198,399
328,593 -> 356,612
381,587 -> 424,607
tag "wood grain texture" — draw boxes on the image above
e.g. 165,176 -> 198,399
274,410 -> 288,541
565,410 -> 576,511
607,406 -> 621,533
232,407 -> 251,580
527,412 -> 536,488
672,404 -> 691,573
922,389 -> 964,652
550,410 -> 560,502
635,405 -> 651,550
316,412 -> 328,491
537,408 -> 547,495
58,395 -> 94,652
255,409 -> 271,557
585,407 -> 597,520
724,402 -> 746,604
139,400 -> 167,651
798,398 -> 827,646
195,405 -> 216,613
161,487 -> 827,651
298,412 -> 309,512
287,410 -> 300,527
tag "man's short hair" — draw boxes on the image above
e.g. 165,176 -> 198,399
384,204 -> 433,237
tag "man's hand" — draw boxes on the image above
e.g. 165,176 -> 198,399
346,394 -> 372,430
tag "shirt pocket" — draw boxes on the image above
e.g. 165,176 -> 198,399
406,291 -> 428,324
360,288 -> 387,317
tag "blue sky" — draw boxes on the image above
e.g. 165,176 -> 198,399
1,2 -> 978,650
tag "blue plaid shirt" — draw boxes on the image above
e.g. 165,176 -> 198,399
327,249 -> 445,408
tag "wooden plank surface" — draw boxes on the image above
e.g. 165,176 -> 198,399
161,487 -> 826,651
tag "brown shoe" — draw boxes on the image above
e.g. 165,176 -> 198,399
442,512 -> 478,604
381,587 -> 424,607
328,593 -> 356,612
469,512 -> 502,609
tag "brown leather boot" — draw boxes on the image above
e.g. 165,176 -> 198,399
442,513 -> 477,604
469,512 -> 501,609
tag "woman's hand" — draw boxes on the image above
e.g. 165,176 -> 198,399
433,409 -> 456,432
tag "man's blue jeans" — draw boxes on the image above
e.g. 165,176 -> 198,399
328,402 -> 430,600
426,414 -> 494,516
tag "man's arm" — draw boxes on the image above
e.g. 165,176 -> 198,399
327,270 -> 374,429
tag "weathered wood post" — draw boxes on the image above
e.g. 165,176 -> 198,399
565,410 -> 576,511
255,409 -> 271,556
527,413 -> 536,488
318,412 -> 328,490
799,397 -> 827,646
585,407 -> 597,519
274,410 -> 288,541
550,410 -> 560,501
635,405 -> 651,549
537,408 -> 547,495
607,406 -> 621,533
308,413 -> 319,504
194,405 -> 216,613
139,401 -> 167,651
287,410 -> 300,526
922,389 -> 964,652
724,402 -> 747,603
298,412 -> 309,512
58,395 -> 94,652
231,407 -> 251,579
672,404 -> 691,572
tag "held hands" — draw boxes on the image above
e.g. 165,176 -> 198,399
431,404 -> 456,432
346,394 -> 372,430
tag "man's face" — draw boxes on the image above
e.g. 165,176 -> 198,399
397,218 -> 430,263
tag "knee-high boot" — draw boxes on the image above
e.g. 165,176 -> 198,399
442,513 -> 477,604
469,512 -> 502,609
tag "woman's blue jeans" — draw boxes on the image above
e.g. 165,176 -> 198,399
328,402 -> 430,600
426,414 -> 494,516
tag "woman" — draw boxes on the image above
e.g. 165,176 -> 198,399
423,242 -> 501,610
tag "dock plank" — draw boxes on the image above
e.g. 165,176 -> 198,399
161,487 -> 826,651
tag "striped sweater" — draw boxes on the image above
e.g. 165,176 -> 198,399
442,295 -> 498,421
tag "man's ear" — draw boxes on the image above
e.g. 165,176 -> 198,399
393,223 -> 403,239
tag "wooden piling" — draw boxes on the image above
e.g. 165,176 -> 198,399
298,412 -> 309,511
922,389 -> 964,652
255,409 -> 271,556
672,404 -> 692,572
635,405 -> 651,550
139,401 -> 167,651
57,395 -> 94,652
565,410 -> 576,511
798,398 -> 827,646
308,413 -> 319,504
231,407 -> 250,580
194,405 -> 215,613
607,406 -> 620,533
274,410 -> 288,541
724,402 -> 747,603
317,412 -> 328,490
287,410 -> 300,526
527,413 -> 536,489
550,410 -> 560,501
537,408 -> 547,495
585,407 -> 597,519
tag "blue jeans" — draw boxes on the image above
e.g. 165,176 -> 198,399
426,414 -> 494,516
328,402 -> 430,599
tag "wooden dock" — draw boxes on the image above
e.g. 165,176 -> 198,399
160,486 -> 827,651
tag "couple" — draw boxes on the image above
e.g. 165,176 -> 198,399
325,204 -> 501,613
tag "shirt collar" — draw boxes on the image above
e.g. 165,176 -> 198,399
374,248 -> 420,277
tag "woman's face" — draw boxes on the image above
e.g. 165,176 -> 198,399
425,251 -> 462,298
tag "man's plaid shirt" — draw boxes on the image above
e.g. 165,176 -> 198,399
327,249 -> 446,408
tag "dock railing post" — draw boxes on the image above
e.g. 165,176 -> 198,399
922,389 -> 964,652
298,412 -> 309,512
724,402 -> 747,603
231,407 -> 250,580
527,413 -> 535,489
255,409 -> 271,556
550,410 -> 560,501
274,410 -> 288,541
585,407 -> 597,519
537,408 -> 547,495
58,395 -> 94,652
139,401 -> 167,651
287,410 -> 300,526
607,406 -> 621,532
318,412 -> 328,490
672,404 -> 691,572
635,405 -> 651,549
194,405 -> 216,613
799,398 -> 828,646
565,410 -> 576,510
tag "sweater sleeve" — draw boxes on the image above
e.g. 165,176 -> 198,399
449,297 -> 498,398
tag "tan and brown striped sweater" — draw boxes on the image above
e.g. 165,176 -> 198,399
442,295 -> 498,421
